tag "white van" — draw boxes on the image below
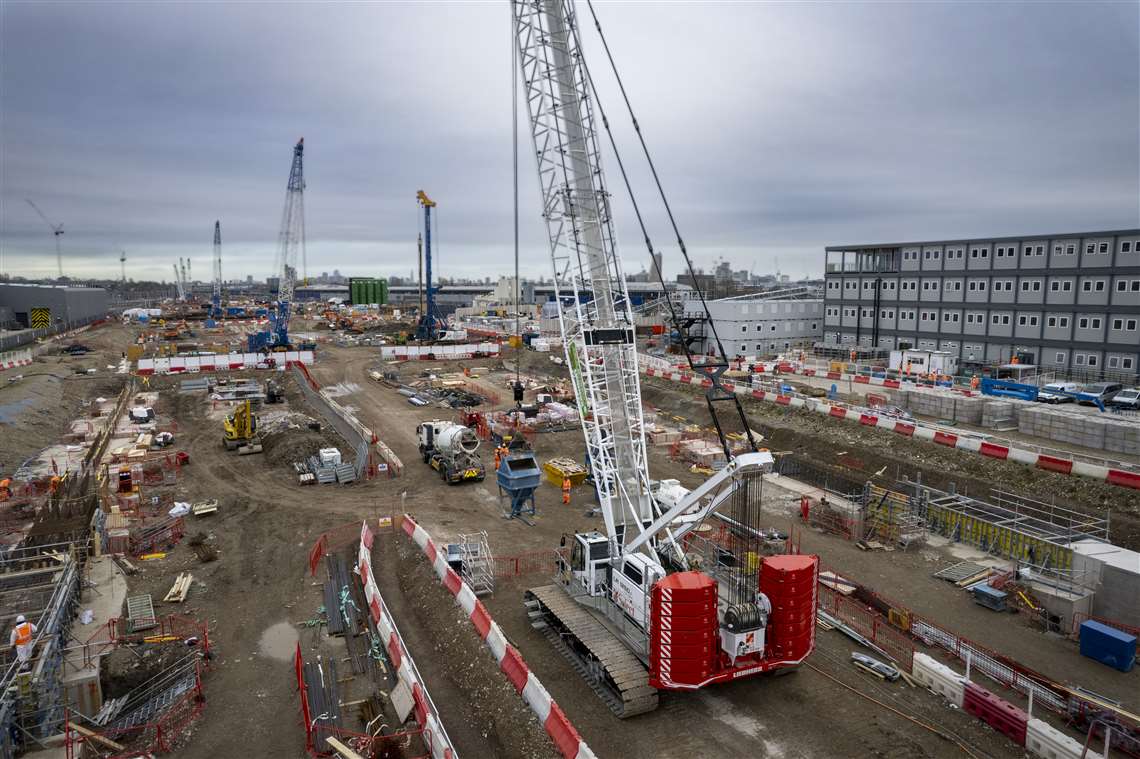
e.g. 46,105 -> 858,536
1036,382 -> 1080,403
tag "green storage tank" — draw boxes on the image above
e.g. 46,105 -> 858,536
346,277 -> 387,305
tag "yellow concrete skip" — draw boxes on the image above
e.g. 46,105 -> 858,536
543,457 -> 587,487
139,552 -> 166,561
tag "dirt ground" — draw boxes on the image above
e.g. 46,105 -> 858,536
304,343 -> 1136,758
0,323 -> 130,474
5,325 -> 1134,758
371,531 -> 559,758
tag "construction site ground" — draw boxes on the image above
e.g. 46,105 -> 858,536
304,343 -> 1137,756
3,325 -> 1136,758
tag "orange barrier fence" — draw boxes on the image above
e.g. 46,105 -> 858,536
492,548 -> 568,579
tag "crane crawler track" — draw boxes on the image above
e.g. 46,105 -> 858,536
525,585 -> 658,719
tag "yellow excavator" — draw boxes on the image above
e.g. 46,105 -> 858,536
222,400 -> 263,454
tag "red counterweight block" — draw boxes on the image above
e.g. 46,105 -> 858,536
649,571 -> 719,690
759,554 -> 820,664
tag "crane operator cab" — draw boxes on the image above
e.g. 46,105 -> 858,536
567,531 -> 665,631
568,532 -> 612,597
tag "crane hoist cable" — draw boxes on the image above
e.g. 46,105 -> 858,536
569,0 -> 758,461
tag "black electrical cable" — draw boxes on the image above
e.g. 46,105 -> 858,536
512,9 -> 521,390
584,0 -> 733,365
566,0 -> 758,458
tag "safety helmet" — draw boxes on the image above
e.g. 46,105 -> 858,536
16,615 -> 25,624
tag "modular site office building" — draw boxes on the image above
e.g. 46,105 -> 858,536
821,229 -> 1140,380
683,289 -> 824,358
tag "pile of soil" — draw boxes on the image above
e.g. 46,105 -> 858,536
101,645 -> 199,700
261,425 -> 343,467
389,536 -> 560,759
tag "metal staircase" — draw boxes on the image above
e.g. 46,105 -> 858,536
106,654 -> 200,733
456,531 -> 494,596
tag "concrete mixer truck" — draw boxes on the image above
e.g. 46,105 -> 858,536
416,420 -> 486,485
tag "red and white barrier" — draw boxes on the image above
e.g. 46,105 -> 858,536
0,348 -> 33,371
356,522 -> 456,759
1026,717 -> 1084,759
643,366 -> 1140,492
912,652 -> 966,706
399,515 -> 595,759
381,343 -> 501,360
136,350 -> 314,375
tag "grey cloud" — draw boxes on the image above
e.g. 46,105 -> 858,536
1,1 -> 1137,283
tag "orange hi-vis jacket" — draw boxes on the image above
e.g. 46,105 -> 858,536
14,622 -> 33,646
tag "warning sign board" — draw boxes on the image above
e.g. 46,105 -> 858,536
30,307 -> 51,329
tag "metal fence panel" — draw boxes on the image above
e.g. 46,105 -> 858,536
290,366 -> 370,479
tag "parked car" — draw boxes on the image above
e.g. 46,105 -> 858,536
1107,388 -> 1140,411
1037,382 -> 1080,403
1077,382 -> 1123,406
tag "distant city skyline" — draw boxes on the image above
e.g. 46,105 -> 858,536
2,2 -> 1136,282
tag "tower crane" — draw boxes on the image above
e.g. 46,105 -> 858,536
211,221 -> 223,319
25,199 -> 64,279
512,0 -> 818,717
414,190 -> 442,342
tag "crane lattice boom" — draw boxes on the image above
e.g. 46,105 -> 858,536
25,199 -> 64,279
513,0 -> 653,553
274,138 -> 306,346
212,221 -> 223,317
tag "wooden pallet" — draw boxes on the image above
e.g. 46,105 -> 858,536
163,572 -> 194,603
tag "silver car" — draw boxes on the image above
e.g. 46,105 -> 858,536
1078,382 -> 1123,406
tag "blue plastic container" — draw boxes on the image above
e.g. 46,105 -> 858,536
1079,620 -> 1136,672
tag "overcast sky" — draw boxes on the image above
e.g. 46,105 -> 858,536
1,1 -> 1138,284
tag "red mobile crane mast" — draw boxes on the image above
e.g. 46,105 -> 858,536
513,0 -> 819,717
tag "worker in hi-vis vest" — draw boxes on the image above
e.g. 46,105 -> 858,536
562,476 -> 571,505
10,614 -> 37,666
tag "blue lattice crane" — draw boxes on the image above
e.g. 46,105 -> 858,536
250,138 -> 306,350
415,190 -> 442,342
